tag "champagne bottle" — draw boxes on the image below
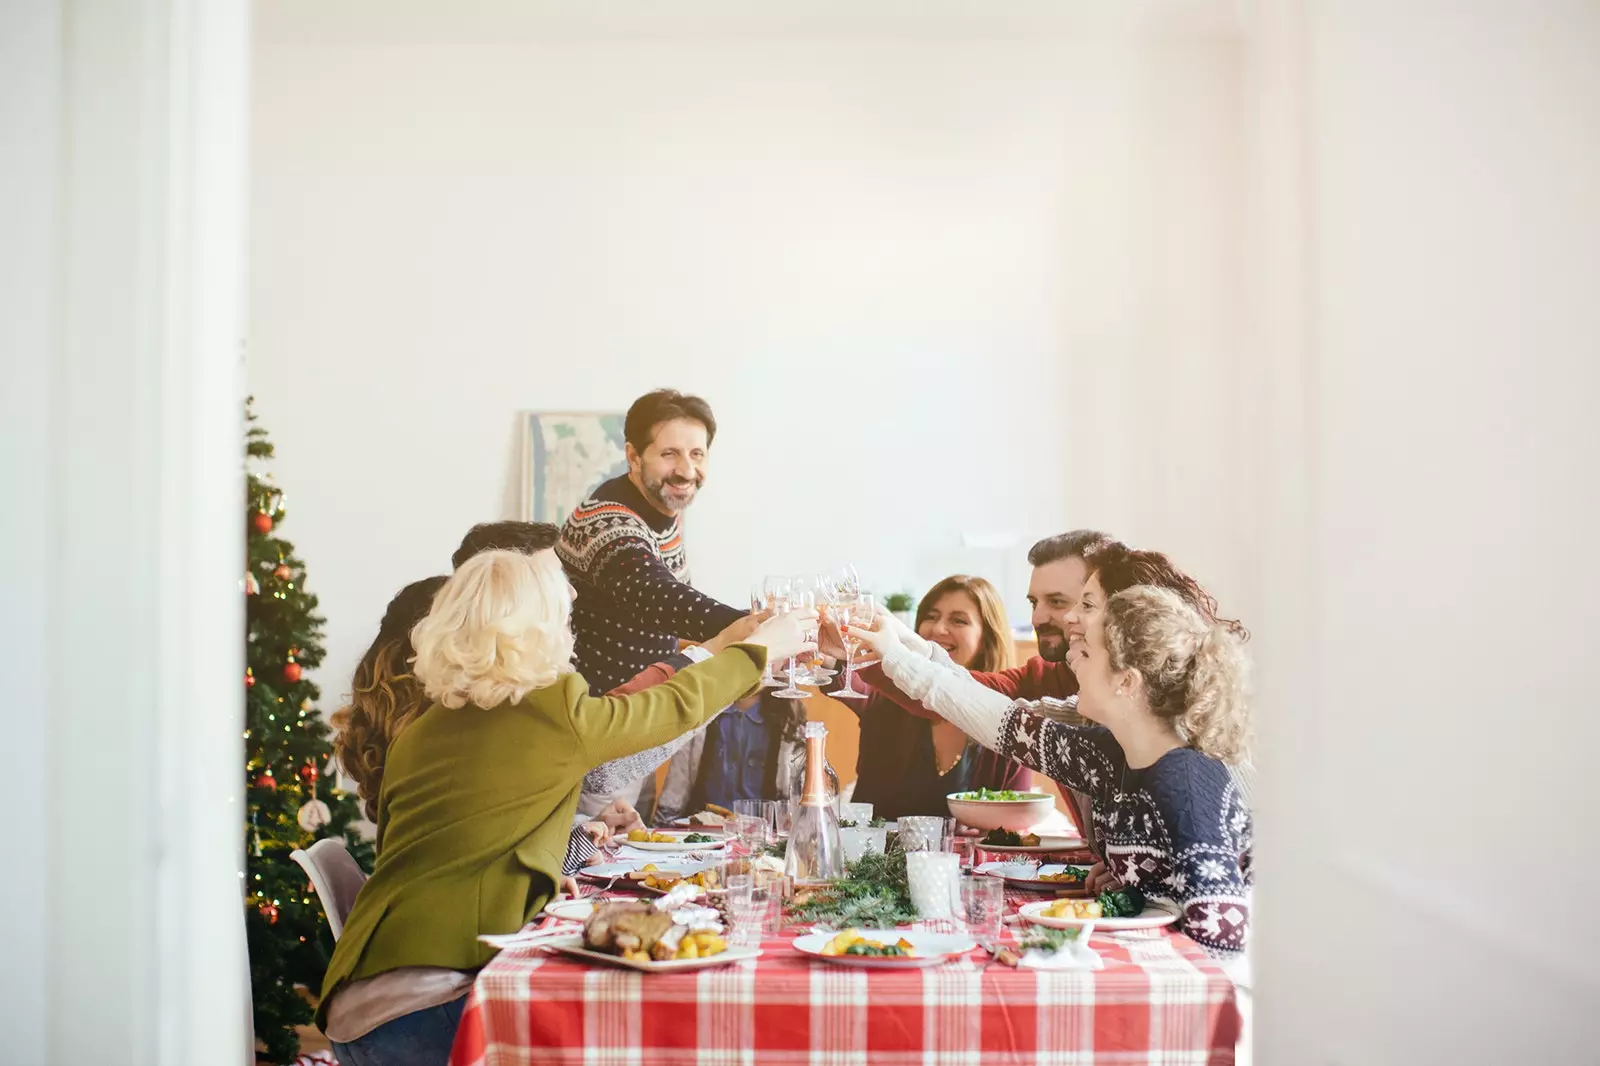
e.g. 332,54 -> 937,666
785,722 -> 845,885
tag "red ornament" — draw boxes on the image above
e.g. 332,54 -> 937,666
252,512 -> 274,535
298,762 -> 319,786
245,668 -> 255,689
255,771 -> 277,790
258,902 -> 279,925
282,660 -> 303,684
274,563 -> 292,581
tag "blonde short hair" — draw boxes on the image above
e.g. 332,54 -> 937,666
411,549 -> 574,710
1102,586 -> 1252,764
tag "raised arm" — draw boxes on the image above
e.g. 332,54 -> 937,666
567,645 -> 763,767
873,639 -> 1119,800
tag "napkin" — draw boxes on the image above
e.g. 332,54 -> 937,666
1017,941 -> 1103,971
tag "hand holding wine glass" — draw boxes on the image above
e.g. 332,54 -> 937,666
743,608 -> 818,667
832,593 -> 877,699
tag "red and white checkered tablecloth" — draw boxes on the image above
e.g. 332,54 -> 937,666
448,907 -> 1239,1065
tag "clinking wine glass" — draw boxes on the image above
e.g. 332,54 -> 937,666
751,584 -> 781,689
833,593 -> 875,699
772,587 -> 814,700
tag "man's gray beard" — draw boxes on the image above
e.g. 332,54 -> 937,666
643,476 -> 698,515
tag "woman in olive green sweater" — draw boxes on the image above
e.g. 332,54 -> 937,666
319,549 -> 814,1066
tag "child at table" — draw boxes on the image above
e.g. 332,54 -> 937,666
317,550 -> 813,1066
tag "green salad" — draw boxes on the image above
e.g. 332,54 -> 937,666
952,787 -> 1045,802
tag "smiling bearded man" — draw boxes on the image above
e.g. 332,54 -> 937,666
557,389 -> 747,815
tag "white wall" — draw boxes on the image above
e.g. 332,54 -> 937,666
250,4 -> 1246,693
1245,1 -> 1600,1062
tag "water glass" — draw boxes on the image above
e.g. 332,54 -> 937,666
727,876 -> 777,946
906,851 -> 962,919
732,813 -> 769,854
960,874 -> 1006,948
899,816 -> 948,852
838,825 -> 888,863
762,800 -> 791,840
840,802 -> 874,826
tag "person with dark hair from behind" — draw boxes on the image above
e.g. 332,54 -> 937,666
557,389 -> 748,815
450,520 -> 561,570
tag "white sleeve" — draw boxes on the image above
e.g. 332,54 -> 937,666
877,644 -> 1014,751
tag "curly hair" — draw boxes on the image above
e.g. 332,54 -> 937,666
1083,542 -> 1249,641
329,575 -> 448,822
1101,586 -> 1252,764
411,549 -> 575,710
914,574 -> 1017,673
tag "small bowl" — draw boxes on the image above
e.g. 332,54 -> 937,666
945,792 -> 1056,832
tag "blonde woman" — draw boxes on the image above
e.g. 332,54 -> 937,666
318,549 -> 812,1066
850,585 -> 1252,958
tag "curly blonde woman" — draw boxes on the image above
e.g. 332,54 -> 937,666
318,549 -> 813,1066
852,585 -> 1252,958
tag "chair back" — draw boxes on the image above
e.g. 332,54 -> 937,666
289,837 -> 367,939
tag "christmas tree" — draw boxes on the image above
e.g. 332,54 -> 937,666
245,400 -> 373,1063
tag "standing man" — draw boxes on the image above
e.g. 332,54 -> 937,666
558,389 -> 746,814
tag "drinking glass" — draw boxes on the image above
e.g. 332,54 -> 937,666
772,587 -> 815,699
729,876 -> 778,946
761,799 -> 791,841
840,802 -> 874,826
960,874 -> 1006,948
906,851 -> 962,919
732,813 -> 769,854
834,564 -> 862,598
832,593 -> 875,700
899,815 -> 947,852
750,585 -> 780,688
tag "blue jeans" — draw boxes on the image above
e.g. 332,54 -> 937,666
330,996 -> 466,1066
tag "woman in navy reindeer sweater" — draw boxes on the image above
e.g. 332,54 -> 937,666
852,585 -> 1253,958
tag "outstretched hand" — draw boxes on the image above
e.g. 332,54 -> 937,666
745,608 -> 820,664
841,608 -> 904,658
704,609 -> 772,654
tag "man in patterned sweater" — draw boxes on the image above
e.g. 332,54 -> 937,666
558,389 -> 746,814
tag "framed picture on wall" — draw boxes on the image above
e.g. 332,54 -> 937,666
520,411 -> 629,523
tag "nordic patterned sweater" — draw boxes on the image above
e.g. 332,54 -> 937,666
557,475 -> 744,694
879,642 -> 1253,957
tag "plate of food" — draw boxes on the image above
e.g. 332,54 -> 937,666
1018,889 -> 1180,932
975,861 -> 1092,893
543,897 -> 597,922
553,899 -> 759,972
576,859 -> 713,883
669,803 -> 736,830
623,829 -> 729,853
975,828 -> 1089,854
633,864 -> 723,896
946,788 -> 1057,832
791,928 -> 977,969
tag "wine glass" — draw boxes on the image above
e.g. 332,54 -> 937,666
833,592 -> 875,699
750,584 -> 780,688
771,587 -> 814,700
834,564 -> 862,598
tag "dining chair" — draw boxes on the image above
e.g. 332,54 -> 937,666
289,837 -> 368,939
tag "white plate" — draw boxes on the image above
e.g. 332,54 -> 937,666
791,929 -> 977,969
543,935 -> 761,972
1018,899 -> 1182,932
976,861 -> 1093,891
623,834 -> 729,853
543,898 -> 596,922
577,859 -> 713,882
976,838 -> 1088,855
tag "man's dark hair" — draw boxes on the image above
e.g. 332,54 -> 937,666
451,521 -> 561,570
1027,529 -> 1115,568
624,389 -> 718,452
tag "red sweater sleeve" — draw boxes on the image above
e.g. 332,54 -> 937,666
604,654 -> 690,696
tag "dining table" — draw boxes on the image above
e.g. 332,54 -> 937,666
447,876 -> 1241,1065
